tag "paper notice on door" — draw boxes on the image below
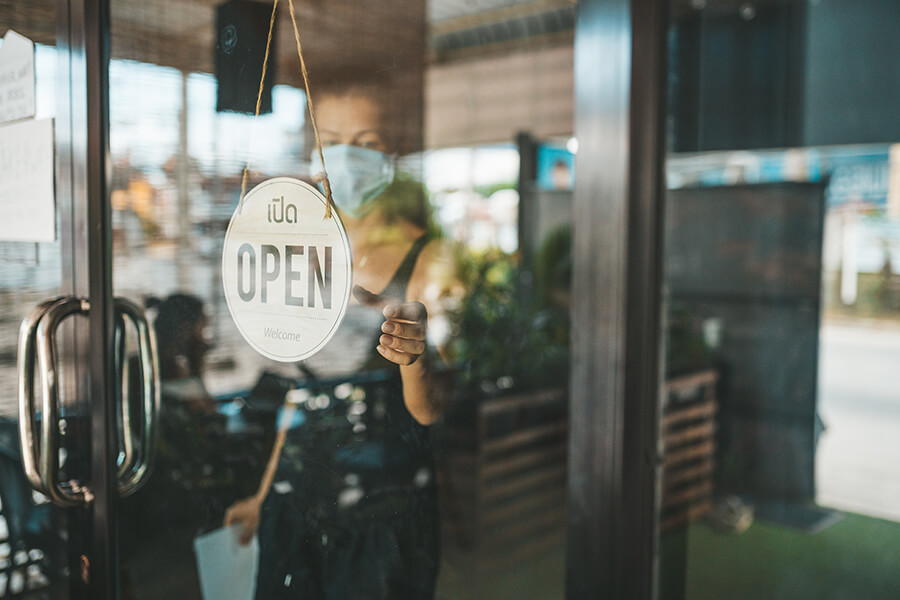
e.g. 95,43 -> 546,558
0,30 -> 36,124
193,525 -> 258,600
0,118 -> 56,242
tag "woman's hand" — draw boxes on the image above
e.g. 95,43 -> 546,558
353,286 -> 427,366
223,496 -> 263,546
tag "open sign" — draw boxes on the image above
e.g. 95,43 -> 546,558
221,177 -> 352,362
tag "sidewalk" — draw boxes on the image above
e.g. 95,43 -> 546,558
816,321 -> 900,522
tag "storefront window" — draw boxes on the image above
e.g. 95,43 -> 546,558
104,1 -> 574,598
659,1 -> 900,598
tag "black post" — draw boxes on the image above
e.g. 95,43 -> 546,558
66,0 -> 118,597
86,0 -> 117,594
567,0 -> 668,598
516,133 -> 540,276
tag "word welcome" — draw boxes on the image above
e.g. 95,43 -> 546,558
263,327 -> 302,342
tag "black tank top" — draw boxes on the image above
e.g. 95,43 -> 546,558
379,233 -> 430,300
274,235 -> 435,523
299,234 -> 430,378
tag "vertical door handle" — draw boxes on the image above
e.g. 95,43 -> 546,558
114,311 -> 136,481
34,297 -> 94,507
17,296 -> 160,506
113,297 -> 160,497
17,298 -> 65,497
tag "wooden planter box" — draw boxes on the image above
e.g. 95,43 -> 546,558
437,387 -> 568,560
436,370 -> 718,551
660,370 -> 719,532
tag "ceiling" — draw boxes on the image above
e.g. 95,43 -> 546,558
1,0 -> 581,75
1,0 -> 802,78
2,0 -> 425,85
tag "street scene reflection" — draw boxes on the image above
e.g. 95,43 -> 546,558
658,2 -> 900,599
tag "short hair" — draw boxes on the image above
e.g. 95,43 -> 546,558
311,72 -> 420,154
315,74 -> 393,106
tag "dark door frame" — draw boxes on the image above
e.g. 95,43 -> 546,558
83,0 -> 119,596
568,0 -> 669,598
58,0 -> 118,597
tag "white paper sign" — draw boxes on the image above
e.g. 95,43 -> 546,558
0,30 -> 36,124
0,118 -> 56,242
222,177 -> 352,362
193,526 -> 258,600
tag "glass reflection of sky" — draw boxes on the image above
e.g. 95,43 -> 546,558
108,59 -> 307,184
423,145 -> 520,252
23,43 -> 528,258
423,145 -> 518,193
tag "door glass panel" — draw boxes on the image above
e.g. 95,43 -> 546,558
0,8 -> 71,598
110,1 -> 573,598
660,1 -> 900,598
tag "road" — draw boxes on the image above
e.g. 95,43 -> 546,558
816,320 -> 900,522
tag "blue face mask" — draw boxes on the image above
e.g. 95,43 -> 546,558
312,145 -> 394,214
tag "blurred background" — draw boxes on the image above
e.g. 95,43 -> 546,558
0,0 -> 899,598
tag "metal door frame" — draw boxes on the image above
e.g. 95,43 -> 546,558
568,0 -> 668,598
56,0 -> 118,597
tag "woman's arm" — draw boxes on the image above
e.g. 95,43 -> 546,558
362,239 -> 458,425
398,357 -> 442,425
223,404 -> 295,545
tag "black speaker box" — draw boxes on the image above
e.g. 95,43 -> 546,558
215,0 -> 277,114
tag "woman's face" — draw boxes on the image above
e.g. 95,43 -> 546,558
318,94 -> 389,153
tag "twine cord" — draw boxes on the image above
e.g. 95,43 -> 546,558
238,0 -> 278,213
239,0 -> 335,219
287,0 -> 334,219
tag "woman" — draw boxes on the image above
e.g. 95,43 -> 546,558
224,79 -> 454,599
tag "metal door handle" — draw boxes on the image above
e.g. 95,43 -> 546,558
17,297 -> 65,497
113,297 -> 160,497
114,311 -> 135,482
34,297 -> 93,507
17,296 -> 161,507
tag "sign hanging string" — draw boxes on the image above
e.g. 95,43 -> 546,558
239,0 -> 335,219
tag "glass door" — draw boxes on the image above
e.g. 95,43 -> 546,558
3,0 -> 172,596
1,2 -> 97,598
108,1 -> 575,599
